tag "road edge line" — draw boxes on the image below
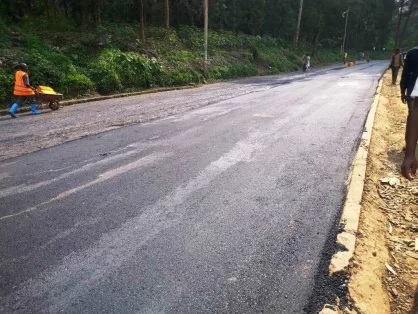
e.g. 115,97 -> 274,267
0,85 -> 198,116
318,73 -> 385,314
329,75 -> 384,276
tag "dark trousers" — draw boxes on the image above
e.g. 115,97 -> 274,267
391,66 -> 400,84
14,95 -> 36,106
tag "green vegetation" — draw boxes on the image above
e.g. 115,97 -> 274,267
0,0 -> 398,108
0,21 -> 343,108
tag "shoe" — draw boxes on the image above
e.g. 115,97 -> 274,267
30,104 -> 40,115
8,103 -> 18,118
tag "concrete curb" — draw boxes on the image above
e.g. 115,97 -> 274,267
0,85 -> 198,116
319,73 -> 384,314
328,75 -> 384,275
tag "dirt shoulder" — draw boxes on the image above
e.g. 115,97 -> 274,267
348,71 -> 418,313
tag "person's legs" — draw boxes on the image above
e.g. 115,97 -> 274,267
8,97 -> 25,118
28,96 -> 40,115
8,96 -> 39,117
405,97 -> 416,144
392,66 -> 400,84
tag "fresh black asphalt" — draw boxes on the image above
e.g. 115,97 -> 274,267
0,62 -> 386,313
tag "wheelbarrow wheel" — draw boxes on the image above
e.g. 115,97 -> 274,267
49,101 -> 60,111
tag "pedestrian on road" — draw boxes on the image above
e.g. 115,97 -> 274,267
389,48 -> 403,85
301,54 -> 310,72
8,63 -> 39,118
400,47 -> 418,179
343,52 -> 348,64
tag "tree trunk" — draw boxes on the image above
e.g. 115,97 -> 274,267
395,0 -> 405,47
314,19 -> 322,46
139,0 -> 146,42
95,0 -> 102,26
232,0 -> 237,32
204,0 -> 208,69
399,0 -> 416,47
295,0 -> 303,47
164,0 -> 170,29
44,0 -> 49,17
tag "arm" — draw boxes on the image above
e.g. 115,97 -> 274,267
400,54 -> 410,103
402,103 -> 418,180
23,74 -> 35,91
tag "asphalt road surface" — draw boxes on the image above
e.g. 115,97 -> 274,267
0,62 -> 386,313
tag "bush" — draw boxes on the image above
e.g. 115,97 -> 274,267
63,73 -> 95,96
0,21 -> 344,108
208,66 -> 229,80
89,49 -> 163,94
159,69 -> 202,86
227,63 -> 258,78
0,69 -> 13,104
24,50 -> 66,88
92,67 -> 122,95
0,20 -> 11,49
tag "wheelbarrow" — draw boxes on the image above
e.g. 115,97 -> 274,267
35,85 -> 63,111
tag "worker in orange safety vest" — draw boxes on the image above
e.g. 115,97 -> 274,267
8,63 -> 40,118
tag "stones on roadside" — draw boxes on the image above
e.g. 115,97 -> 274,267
370,75 -> 418,314
390,252 -> 399,263
380,176 -> 400,186
319,304 -> 340,314
344,307 -> 360,314
405,251 -> 418,260
385,263 -> 397,275
390,287 -> 399,298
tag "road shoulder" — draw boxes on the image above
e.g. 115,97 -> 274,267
323,71 -> 418,314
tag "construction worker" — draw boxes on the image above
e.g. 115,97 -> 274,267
8,63 -> 40,118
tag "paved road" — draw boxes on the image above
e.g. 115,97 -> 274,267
0,62 -> 385,313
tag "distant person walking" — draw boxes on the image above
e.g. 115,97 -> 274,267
390,48 -> 403,85
343,52 -> 348,64
301,54 -> 310,72
8,63 -> 39,118
400,47 -> 418,179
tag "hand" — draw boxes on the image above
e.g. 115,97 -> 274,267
401,155 -> 417,180
401,93 -> 407,104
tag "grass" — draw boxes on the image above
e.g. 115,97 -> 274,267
0,19 -> 344,108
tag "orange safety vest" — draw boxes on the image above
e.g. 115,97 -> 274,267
14,70 -> 35,96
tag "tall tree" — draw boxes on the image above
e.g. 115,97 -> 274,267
295,0 -> 304,46
139,0 -> 146,42
164,0 -> 170,28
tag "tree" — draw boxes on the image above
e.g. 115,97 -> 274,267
397,0 -> 418,47
295,0 -> 303,46
139,0 -> 146,42
164,0 -> 170,28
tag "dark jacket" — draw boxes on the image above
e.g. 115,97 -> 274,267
400,47 -> 418,96
390,53 -> 403,68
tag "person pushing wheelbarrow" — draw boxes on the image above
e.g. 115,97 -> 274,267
8,63 -> 40,118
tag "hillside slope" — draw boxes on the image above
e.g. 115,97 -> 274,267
0,19 -> 343,108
